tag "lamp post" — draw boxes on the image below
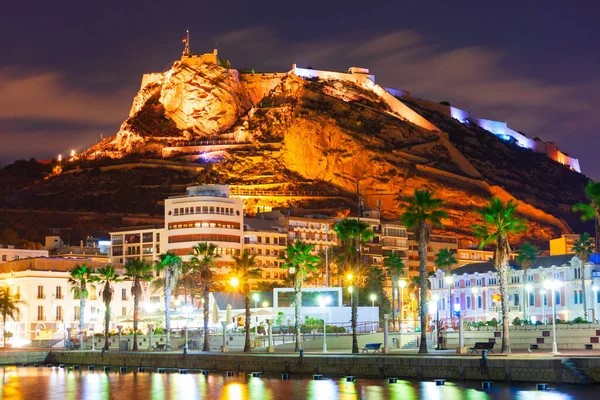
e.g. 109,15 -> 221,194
433,295 -> 440,349
318,296 -> 332,352
445,276 -> 454,327
182,305 -> 192,354
252,293 -> 259,309
544,280 -> 562,355
593,286 -> 599,323
454,303 -> 464,351
323,225 -> 330,287
524,284 -> 533,323
90,328 -> 95,351
370,294 -> 377,333
540,289 -> 547,325
398,280 -> 406,333
428,298 -> 438,349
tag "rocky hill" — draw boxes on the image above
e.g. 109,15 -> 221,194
1,52 -> 592,245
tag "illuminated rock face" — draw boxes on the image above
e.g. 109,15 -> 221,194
77,56 -> 590,242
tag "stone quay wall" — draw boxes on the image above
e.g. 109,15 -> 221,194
0,351 -> 49,365
41,351 -> 600,384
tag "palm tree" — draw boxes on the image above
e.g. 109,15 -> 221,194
384,253 -> 405,331
472,197 -> 527,354
399,189 -> 447,354
0,286 -> 25,348
124,259 -> 154,351
68,264 -> 98,350
573,180 -> 600,246
189,242 -> 220,352
334,218 -> 374,354
255,280 -> 283,292
96,265 -> 122,351
231,251 -> 261,352
434,248 -> 457,326
572,233 -> 596,321
280,240 -> 320,352
515,242 -> 539,323
155,252 -> 183,350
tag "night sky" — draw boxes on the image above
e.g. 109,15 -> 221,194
1,1 -> 599,179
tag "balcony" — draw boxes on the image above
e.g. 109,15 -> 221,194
37,294 -> 46,299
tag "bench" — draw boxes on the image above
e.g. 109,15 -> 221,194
469,342 -> 495,354
360,343 -> 382,353
153,343 -> 166,351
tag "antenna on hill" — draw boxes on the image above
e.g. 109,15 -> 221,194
182,28 -> 191,56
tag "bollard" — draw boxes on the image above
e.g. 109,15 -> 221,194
536,383 -> 548,391
482,381 -> 492,390
313,374 -> 322,380
480,349 -> 489,375
281,373 -> 290,380
435,379 -> 445,386
226,371 -> 234,377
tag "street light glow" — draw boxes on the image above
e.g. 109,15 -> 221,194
444,276 -> 453,284
230,277 -> 239,288
369,293 -> 376,302
252,293 -> 259,301
398,280 -> 406,288
346,274 -> 353,281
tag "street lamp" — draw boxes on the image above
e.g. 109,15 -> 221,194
230,277 -> 239,288
370,294 -> 377,333
318,296 -> 332,352
252,293 -> 260,309
525,284 -> 533,323
398,280 -> 407,333
182,305 -> 193,354
433,294 -> 440,349
540,289 -> 547,325
445,276 -> 454,327
262,301 -> 269,308
544,280 -> 563,355
428,298 -> 438,348
593,286 -> 599,323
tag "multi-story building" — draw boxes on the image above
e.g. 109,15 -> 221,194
429,254 -> 600,324
407,232 -> 459,272
164,185 -> 244,262
550,234 -> 595,256
243,218 -> 287,283
0,246 -> 48,263
109,225 -> 162,265
456,247 -> 518,267
0,257 -> 138,342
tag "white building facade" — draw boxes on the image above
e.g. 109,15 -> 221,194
430,255 -> 600,325
0,247 -> 48,263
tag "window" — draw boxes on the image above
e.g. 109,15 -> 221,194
454,281 -> 459,288
528,275 -> 534,283
597,291 -> 600,303
467,297 -> 471,309
122,288 -> 128,301
37,286 -> 45,299
579,290 -> 583,305
90,289 -> 97,300
266,237 -> 270,244
122,307 -> 127,316
56,286 -> 62,299
529,292 -> 535,306
555,291 -> 560,306
477,296 -> 482,309
1,255 -> 6,262
543,293 -> 548,306
476,279 -> 482,286
514,294 -> 519,306
56,306 -> 63,321
74,306 -> 80,320
575,291 -> 579,304
38,305 -> 45,320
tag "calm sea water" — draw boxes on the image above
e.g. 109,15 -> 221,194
0,367 -> 596,399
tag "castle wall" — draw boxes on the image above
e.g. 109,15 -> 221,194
140,73 -> 164,90
292,65 -> 375,85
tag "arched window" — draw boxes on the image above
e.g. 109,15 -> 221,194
514,293 -> 519,306
529,292 -> 534,306
579,290 -> 584,304
477,296 -> 482,309
555,291 -> 561,306
543,293 -> 548,306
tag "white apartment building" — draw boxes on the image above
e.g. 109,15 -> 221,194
0,246 -> 48,263
430,254 -> 600,325
109,225 -> 162,265
164,185 -> 244,262
0,258 -> 138,342
244,218 -> 288,283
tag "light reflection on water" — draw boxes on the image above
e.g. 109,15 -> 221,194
0,367 -> 595,400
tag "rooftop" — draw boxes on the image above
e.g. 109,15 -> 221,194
450,254 -> 577,276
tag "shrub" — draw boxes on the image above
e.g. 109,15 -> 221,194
486,318 -> 499,327
572,317 -> 591,324
512,317 -> 522,326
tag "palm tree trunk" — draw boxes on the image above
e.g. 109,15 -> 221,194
294,285 -> 302,352
104,294 -> 111,351
391,276 -> 396,331
523,271 -> 528,324
79,297 -> 85,351
165,269 -> 171,350
582,273 -> 588,321
133,282 -> 140,351
418,222 -> 428,354
3,314 -> 6,348
244,294 -> 251,352
497,236 -> 511,354
202,288 -> 210,351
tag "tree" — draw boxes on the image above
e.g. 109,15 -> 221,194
124,259 -> 153,351
399,189 -> 447,353
155,252 -> 183,350
515,242 -> 539,323
0,286 -> 25,348
96,265 -> 122,351
68,264 -> 98,350
573,180 -> 600,260
231,251 -> 261,352
189,242 -> 220,352
334,218 -> 374,354
572,233 -> 595,321
472,197 -> 527,354
434,248 -> 457,326
280,240 -> 320,352
384,253 -> 405,330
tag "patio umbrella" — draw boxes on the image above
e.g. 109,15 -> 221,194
212,301 -> 220,324
226,304 -> 232,325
